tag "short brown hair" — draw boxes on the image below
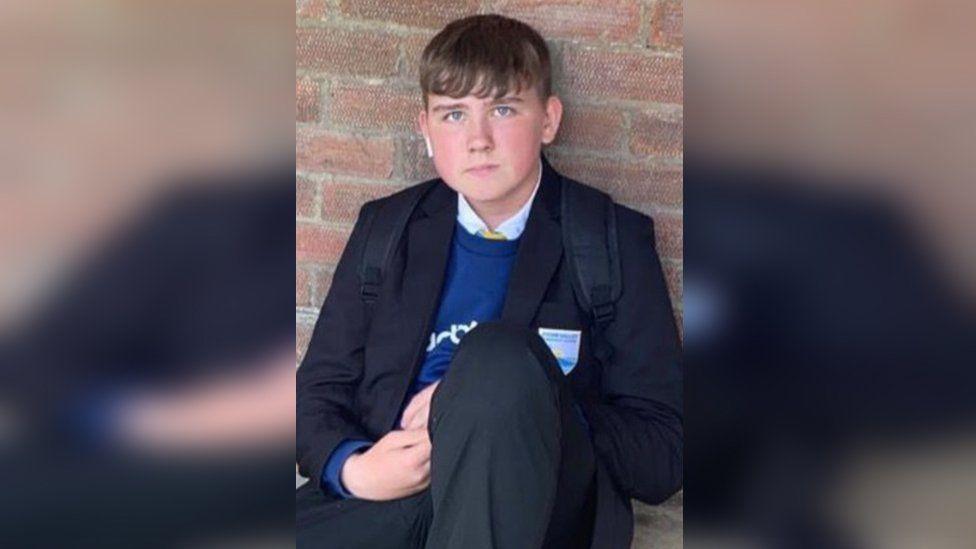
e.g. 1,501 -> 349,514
419,14 -> 552,109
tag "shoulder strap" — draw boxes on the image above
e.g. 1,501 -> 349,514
358,183 -> 432,311
560,176 -> 622,366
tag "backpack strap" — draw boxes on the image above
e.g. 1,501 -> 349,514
358,182 -> 432,312
560,176 -> 622,366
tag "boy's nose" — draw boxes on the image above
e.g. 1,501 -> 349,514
467,118 -> 494,152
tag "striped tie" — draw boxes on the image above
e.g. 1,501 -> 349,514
479,229 -> 508,241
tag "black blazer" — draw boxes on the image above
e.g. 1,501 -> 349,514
297,160 -> 682,549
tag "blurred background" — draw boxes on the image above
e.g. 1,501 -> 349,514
685,0 -> 976,547
0,1 -> 295,546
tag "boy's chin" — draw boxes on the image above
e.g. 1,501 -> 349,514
452,182 -> 514,204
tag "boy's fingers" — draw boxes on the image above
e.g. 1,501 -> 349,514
400,402 -> 416,429
421,385 -> 436,405
400,381 -> 439,429
409,459 -> 430,478
406,404 -> 430,431
409,436 -> 431,461
401,389 -> 428,428
384,427 -> 428,448
409,430 -> 431,451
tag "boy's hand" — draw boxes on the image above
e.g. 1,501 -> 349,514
400,381 -> 440,431
340,428 -> 431,501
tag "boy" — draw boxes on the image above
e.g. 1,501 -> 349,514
297,14 -> 682,549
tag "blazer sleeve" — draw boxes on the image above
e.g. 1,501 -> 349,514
297,201 -> 377,483
577,208 -> 683,504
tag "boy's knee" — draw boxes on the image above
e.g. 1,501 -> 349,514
455,322 -> 536,377
446,321 -> 556,412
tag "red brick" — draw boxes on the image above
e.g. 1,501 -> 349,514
297,78 -> 320,123
561,47 -> 682,104
298,265 -> 335,307
297,267 -> 311,307
402,32 -> 437,81
662,259 -> 683,305
296,0 -> 328,19
549,154 -> 682,209
339,0 -> 480,29
297,177 -> 318,218
296,128 -> 395,178
313,268 -> 335,305
630,110 -> 682,158
322,180 -> 406,223
297,27 -> 399,77
654,213 -> 682,261
297,321 -> 314,363
331,83 -> 422,132
493,0 -> 640,42
296,223 -> 352,263
398,136 -> 441,183
649,0 -> 683,49
553,104 -> 625,151
674,307 -> 684,341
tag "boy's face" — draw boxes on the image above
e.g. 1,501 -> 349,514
418,85 -> 562,207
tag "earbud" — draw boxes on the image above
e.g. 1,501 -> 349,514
424,136 -> 433,158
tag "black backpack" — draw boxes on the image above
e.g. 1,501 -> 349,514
356,164 -> 622,366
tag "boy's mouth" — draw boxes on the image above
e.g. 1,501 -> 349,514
465,164 -> 499,178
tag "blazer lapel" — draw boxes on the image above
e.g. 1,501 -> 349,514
397,181 -> 457,374
500,159 -> 564,325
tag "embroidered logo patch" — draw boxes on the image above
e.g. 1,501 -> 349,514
537,328 -> 582,375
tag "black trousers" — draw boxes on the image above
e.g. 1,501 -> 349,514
297,322 -> 597,549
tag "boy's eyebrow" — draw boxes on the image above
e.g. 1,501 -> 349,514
430,96 -> 525,113
431,102 -> 469,113
489,96 -> 524,105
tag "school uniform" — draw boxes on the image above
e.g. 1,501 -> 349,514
297,157 -> 682,548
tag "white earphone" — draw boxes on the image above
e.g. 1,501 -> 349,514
424,135 -> 433,158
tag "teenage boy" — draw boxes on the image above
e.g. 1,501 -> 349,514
297,14 -> 682,549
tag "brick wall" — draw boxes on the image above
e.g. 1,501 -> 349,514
296,2 -> 682,546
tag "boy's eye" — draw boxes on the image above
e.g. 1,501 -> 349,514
444,111 -> 464,122
494,106 -> 515,116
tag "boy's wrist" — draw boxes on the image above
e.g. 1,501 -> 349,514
340,450 -> 366,496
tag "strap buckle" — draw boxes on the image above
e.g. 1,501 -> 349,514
360,266 -> 381,303
590,284 -> 614,325
593,302 -> 615,325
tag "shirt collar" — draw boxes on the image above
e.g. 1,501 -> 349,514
457,159 -> 542,240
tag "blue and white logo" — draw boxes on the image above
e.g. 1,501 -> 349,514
537,328 -> 582,374
427,320 -> 479,352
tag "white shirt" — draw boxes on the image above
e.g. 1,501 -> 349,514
457,159 -> 542,240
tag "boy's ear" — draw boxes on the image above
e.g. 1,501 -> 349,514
418,109 -> 429,138
541,95 -> 564,145
418,109 -> 433,158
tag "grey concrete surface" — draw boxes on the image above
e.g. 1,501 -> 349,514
632,492 -> 683,548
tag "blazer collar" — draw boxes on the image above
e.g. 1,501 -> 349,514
418,178 -> 456,218
537,153 -> 563,221
500,155 -> 565,324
